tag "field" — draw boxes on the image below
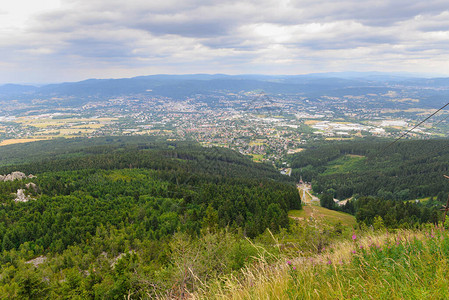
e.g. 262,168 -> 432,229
325,137 -> 354,141
195,229 -> 449,299
38,128 -> 97,136
323,154 -> 366,175
249,154 -> 264,162
0,117 -> 119,146
287,148 -> 304,154
289,204 -> 356,227
249,140 -> 265,146
15,117 -> 116,128
0,138 -> 50,146
406,196 -> 432,204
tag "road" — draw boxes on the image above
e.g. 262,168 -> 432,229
297,183 -> 320,204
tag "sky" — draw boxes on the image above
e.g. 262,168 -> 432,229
1,0 -> 449,84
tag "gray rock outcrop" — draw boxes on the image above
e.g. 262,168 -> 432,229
15,189 -> 31,202
0,171 -> 36,182
1,171 -> 27,181
25,182 -> 38,192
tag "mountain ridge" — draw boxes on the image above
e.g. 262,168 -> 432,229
2,73 -> 448,102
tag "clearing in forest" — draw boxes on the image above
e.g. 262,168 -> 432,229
289,204 -> 356,227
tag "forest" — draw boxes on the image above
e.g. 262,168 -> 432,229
2,137 -> 448,298
289,139 -> 449,228
0,137 -> 300,298
290,139 -> 449,200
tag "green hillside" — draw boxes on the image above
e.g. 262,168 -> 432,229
195,229 -> 449,299
0,137 -> 301,298
1,137 -> 446,298
289,205 -> 356,227
290,139 -> 449,200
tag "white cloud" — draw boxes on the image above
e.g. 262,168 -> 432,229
0,0 -> 449,83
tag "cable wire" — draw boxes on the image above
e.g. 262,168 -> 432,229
379,102 -> 449,154
433,113 -> 449,127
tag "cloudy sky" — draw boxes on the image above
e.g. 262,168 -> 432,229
1,0 -> 449,83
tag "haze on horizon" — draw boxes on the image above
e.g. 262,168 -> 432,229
1,0 -> 449,84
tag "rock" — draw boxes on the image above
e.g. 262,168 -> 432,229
25,182 -> 38,192
15,189 -> 29,202
0,172 -> 36,182
26,256 -> 47,267
111,251 -> 135,268
3,171 -> 27,181
14,189 -> 35,202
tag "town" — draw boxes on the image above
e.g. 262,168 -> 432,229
0,88 -> 447,166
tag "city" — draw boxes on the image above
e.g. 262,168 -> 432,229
1,85 -> 446,166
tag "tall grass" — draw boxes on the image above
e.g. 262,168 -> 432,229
191,228 -> 449,299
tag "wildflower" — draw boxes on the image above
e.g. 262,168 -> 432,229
327,260 -> 332,265
359,245 -> 363,249
352,234 -> 357,240
352,250 -> 356,254
287,260 -> 292,266
292,266 -> 296,270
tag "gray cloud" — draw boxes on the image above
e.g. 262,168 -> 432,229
1,0 -> 449,83
287,0 -> 449,25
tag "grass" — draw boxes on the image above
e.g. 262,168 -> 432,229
325,137 -> 355,141
297,188 -> 312,203
406,196 -> 431,204
304,120 -> 320,125
289,205 -> 356,227
323,154 -> 366,175
16,117 -> 116,127
248,140 -> 265,146
0,138 -> 51,146
192,228 -> 449,300
71,124 -> 105,129
287,148 -> 304,154
13,117 -> 116,135
1,117 -> 120,145
42,128 -> 96,135
249,154 -> 264,162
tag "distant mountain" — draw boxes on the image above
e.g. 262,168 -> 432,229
0,74 -> 448,106
0,84 -> 37,95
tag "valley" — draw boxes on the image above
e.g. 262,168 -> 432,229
1,74 -> 449,166
1,75 -> 449,298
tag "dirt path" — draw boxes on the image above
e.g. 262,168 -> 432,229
295,183 -> 320,226
298,183 -> 319,204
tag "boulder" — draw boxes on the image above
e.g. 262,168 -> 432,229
4,171 -> 27,181
15,189 -> 30,202
0,172 -> 36,182
25,182 -> 38,192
